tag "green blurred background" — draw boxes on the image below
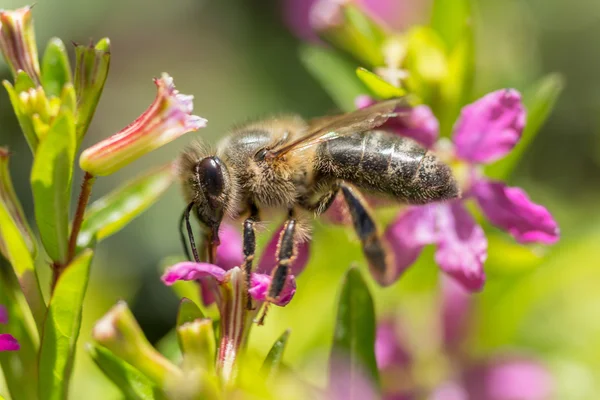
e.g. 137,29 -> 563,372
1,0 -> 600,398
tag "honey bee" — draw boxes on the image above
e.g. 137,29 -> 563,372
177,99 -> 458,320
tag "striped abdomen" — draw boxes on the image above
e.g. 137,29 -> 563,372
315,130 -> 458,204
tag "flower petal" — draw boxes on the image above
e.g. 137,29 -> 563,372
0,305 -> 7,324
257,225 -> 310,276
80,74 -> 206,176
464,357 -> 553,400
453,89 -> 525,164
430,382 -> 469,400
355,96 -> 439,148
216,224 -> 244,271
473,179 -> 559,244
0,333 -> 19,351
385,205 -> 437,281
441,276 -> 472,349
375,320 -> 410,370
435,202 -> 487,291
161,262 -> 226,285
248,273 -> 296,306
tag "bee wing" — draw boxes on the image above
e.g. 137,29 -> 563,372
271,98 -> 411,156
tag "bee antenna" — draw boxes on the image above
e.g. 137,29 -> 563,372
180,201 -> 200,262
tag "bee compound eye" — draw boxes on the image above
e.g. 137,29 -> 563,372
197,157 -> 224,195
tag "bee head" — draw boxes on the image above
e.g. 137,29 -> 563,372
192,156 -> 231,244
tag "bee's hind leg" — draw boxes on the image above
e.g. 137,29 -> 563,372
243,203 -> 260,310
257,211 -> 298,325
340,183 -> 396,286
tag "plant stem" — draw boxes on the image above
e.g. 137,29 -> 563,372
52,172 -> 95,292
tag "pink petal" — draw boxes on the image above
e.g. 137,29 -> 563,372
248,273 -> 296,306
385,205 -> 437,281
453,89 -> 525,164
435,203 -> 487,291
0,333 -> 19,351
283,0 -> 320,41
0,305 -> 7,324
161,262 -> 226,285
441,276 -> 472,348
464,357 -> 554,400
257,225 -> 310,276
430,382 -> 469,400
216,224 -> 244,271
472,180 -> 559,244
375,320 -> 410,370
355,96 -> 439,148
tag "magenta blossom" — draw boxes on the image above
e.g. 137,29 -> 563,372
376,278 -> 554,399
384,89 -> 559,291
162,223 -> 308,306
0,305 -> 19,352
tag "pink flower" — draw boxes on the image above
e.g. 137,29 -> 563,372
162,223 -> 308,306
0,305 -> 19,352
79,73 -> 206,176
385,89 -> 559,291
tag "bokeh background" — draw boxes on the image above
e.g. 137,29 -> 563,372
1,0 -> 600,398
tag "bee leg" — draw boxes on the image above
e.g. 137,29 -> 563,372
301,182 -> 341,215
180,201 -> 200,262
257,213 -> 297,325
243,203 -> 260,310
340,183 -> 395,286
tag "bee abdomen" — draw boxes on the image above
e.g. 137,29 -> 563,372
316,130 -> 458,204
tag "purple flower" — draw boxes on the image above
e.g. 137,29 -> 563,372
162,223 -> 307,306
0,305 -> 19,352
385,89 -> 559,291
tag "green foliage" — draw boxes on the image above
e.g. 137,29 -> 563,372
260,330 -> 290,381
30,110 -> 76,264
88,344 -> 162,400
39,249 -> 94,400
77,164 -> 174,251
330,267 -> 380,391
356,67 -> 406,98
41,38 -> 73,98
430,0 -> 472,50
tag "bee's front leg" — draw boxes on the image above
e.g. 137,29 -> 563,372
179,201 -> 201,262
242,203 -> 260,310
257,211 -> 297,325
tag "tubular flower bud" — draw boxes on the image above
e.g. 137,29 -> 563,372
80,73 -> 206,176
0,6 -> 40,84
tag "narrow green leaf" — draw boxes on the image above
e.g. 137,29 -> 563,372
14,70 -> 36,92
38,249 -> 94,400
30,110 -> 76,263
0,201 -> 45,332
177,297 -> 204,327
41,37 -> 73,98
260,329 -> 290,380
74,39 -> 111,143
330,267 -> 379,390
430,0 -> 472,50
3,77 -> 38,152
356,67 -> 406,99
485,73 -> 564,179
77,164 -> 174,251
299,45 -> 369,112
87,344 -> 162,400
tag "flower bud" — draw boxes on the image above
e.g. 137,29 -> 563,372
92,301 -> 181,385
310,0 -> 386,67
80,73 -> 206,176
177,318 -> 216,373
0,6 -> 41,84
0,147 -> 36,258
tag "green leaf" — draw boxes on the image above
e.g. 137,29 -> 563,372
41,38 -> 73,98
330,267 -> 379,390
356,67 -> 406,99
0,200 -> 45,332
77,164 -> 174,251
38,249 -> 94,400
74,39 -> 111,143
299,45 -> 369,112
485,73 -> 564,180
88,344 -> 163,400
177,297 -> 204,327
14,70 -> 36,93
430,0 -> 472,51
30,110 -> 76,264
260,329 -> 290,380
3,77 -> 38,152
